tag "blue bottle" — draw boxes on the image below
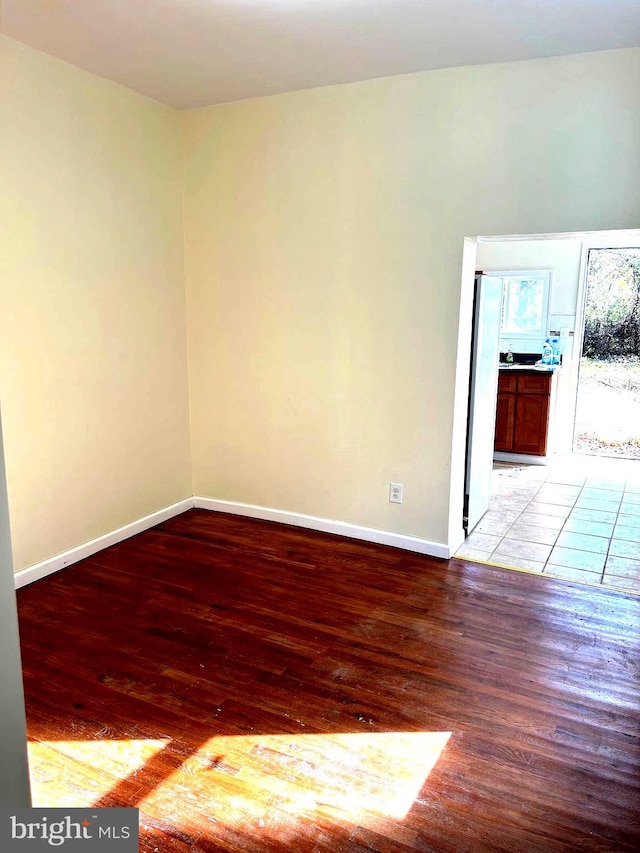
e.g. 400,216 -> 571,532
551,337 -> 561,365
542,339 -> 553,365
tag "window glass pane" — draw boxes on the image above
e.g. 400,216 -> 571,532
501,278 -> 546,335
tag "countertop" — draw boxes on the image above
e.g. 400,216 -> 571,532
498,363 -> 559,372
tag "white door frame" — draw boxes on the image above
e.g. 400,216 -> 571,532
569,231 -> 640,452
566,240 -> 590,451
453,228 -> 640,549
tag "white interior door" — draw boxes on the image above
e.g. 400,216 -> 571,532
465,275 -> 503,534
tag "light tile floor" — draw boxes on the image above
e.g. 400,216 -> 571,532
457,453 -> 640,594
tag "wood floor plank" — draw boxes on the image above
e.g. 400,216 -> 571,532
16,509 -> 640,852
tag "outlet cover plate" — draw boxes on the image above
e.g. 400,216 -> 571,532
389,482 -> 403,504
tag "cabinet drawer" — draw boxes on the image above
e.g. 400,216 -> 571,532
498,373 -> 517,393
516,373 -> 551,395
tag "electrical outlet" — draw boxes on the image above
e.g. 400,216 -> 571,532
389,482 -> 403,504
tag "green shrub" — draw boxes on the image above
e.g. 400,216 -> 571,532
583,248 -> 640,358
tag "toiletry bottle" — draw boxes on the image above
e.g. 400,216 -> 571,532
542,339 -> 553,365
506,345 -> 514,364
551,337 -> 561,365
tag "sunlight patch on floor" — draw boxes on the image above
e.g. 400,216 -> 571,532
28,738 -> 170,807
138,731 -> 451,830
28,730 -> 451,832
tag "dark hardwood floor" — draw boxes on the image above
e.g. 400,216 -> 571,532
16,509 -> 640,852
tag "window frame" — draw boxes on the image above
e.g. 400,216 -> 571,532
492,269 -> 553,345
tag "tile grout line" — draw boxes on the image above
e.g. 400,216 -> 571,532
602,478 -> 640,588
490,475 -> 581,572
486,476 -> 545,568
543,481 -> 590,577
601,484 -> 624,586
560,479 -> 622,584
539,478 -> 567,575
491,475 -> 606,578
546,489 -> 572,576
546,479 -> 631,580
579,481 -> 603,583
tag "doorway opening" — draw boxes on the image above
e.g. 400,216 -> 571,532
573,247 -> 640,460
456,229 -> 640,593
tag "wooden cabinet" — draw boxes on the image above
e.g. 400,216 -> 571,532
494,370 -> 553,456
513,394 -> 550,455
494,392 -> 516,450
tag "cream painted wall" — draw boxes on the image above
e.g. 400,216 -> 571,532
0,37 -> 192,572
182,48 -> 640,551
1,41 -> 638,572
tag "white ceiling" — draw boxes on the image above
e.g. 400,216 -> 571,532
2,1 -> 639,109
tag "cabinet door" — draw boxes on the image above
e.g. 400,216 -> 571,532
498,373 -> 518,393
517,373 -> 552,395
513,394 -> 550,455
494,393 -> 515,451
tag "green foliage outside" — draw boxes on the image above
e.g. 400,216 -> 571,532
576,248 -> 640,458
583,248 -> 640,358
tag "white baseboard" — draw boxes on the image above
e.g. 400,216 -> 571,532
14,498 -> 194,589
193,497 -> 451,559
14,496 -> 450,589
494,451 -> 547,466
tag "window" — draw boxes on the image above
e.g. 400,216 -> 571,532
497,271 -> 552,342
